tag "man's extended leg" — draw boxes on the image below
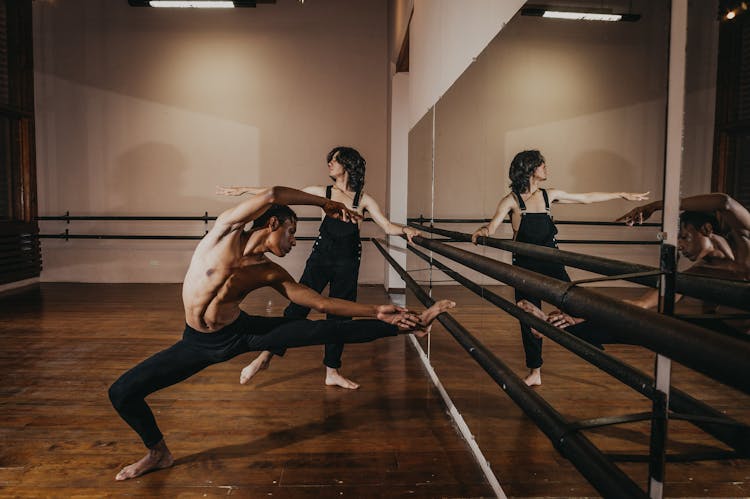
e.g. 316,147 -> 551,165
245,300 -> 456,353
109,340 -> 213,479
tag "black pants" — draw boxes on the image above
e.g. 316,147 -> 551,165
282,238 -> 361,369
513,257 -> 571,369
108,312 -> 397,448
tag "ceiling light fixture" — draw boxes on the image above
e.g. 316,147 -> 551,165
150,1 -> 234,7
521,5 -> 640,22
128,0 -> 273,7
719,1 -> 749,21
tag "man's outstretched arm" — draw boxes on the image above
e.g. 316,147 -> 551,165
217,185 -> 326,197
215,186 -> 358,234
270,266 -> 419,328
618,193 -> 750,231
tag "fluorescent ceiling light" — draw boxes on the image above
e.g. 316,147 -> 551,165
521,6 -> 640,22
542,11 -> 622,21
149,1 -> 234,7
128,1 -> 274,8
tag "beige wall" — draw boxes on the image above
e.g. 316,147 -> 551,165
412,1 -> 666,285
435,1 -> 669,220
34,0 -> 389,283
408,0 -> 719,286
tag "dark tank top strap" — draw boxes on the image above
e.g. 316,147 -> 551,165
513,191 -> 527,214
318,184 -> 360,243
541,189 -> 551,212
352,189 -> 362,209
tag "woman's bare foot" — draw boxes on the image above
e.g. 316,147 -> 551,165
240,350 -> 273,385
412,299 -> 456,338
523,368 -> 542,387
115,440 -> 174,480
324,367 -> 360,389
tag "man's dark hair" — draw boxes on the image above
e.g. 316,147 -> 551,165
251,204 -> 298,230
508,150 -> 545,194
327,146 -> 366,191
680,210 -> 718,232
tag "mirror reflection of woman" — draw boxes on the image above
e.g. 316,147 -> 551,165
218,146 -> 420,389
471,150 -> 648,387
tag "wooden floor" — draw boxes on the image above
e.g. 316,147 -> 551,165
1,283 -> 748,498
0,284 -> 492,498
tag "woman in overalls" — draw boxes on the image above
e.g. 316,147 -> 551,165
219,147 -> 420,389
472,150 -> 648,387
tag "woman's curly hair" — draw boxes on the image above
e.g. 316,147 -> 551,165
328,146 -> 366,192
508,150 -> 545,194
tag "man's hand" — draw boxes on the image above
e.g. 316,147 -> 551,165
616,202 -> 658,226
621,191 -> 650,201
471,226 -> 490,245
376,305 -> 420,330
216,186 -> 247,196
323,200 -> 361,223
403,226 -> 421,244
547,310 -> 578,329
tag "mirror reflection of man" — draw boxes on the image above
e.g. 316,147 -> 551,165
520,193 -> 750,347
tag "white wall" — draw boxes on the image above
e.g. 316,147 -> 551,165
33,0 -> 389,283
385,72 -> 410,291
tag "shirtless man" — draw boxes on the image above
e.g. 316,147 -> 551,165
108,186 -> 454,480
218,146 -> 421,389
619,193 -> 750,284
519,193 -> 750,343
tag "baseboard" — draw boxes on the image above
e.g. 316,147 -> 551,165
0,277 -> 40,296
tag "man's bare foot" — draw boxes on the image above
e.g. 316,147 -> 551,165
517,299 -> 546,339
325,367 -> 360,389
240,350 -> 273,385
115,440 -> 174,480
412,299 -> 456,338
524,368 -> 542,387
